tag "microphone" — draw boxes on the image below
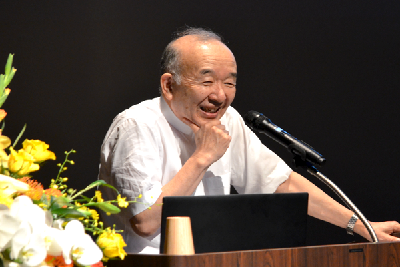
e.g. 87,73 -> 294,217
244,110 -> 326,167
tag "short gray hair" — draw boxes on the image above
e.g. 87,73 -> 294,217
160,27 -> 223,85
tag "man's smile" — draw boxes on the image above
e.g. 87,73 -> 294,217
199,106 -> 221,113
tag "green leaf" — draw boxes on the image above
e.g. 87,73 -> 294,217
53,195 -> 72,206
94,179 -> 119,193
0,94 -> 8,108
51,207 -> 91,218
88,180 -> 107,188
48,195 -> 72,211
4,54 -> 13,77
89,179 -> 119,193
4,68 -> 16,87
71,180 -> 118,200
85,202 -> 120,214
12,124 -> 26,148
76,195 -> 91,202
99,183 -> 120,193
0,75 -> 5,97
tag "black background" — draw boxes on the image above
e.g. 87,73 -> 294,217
1,1 -> 399,246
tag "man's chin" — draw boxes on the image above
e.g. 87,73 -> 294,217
196,116 -> 222,125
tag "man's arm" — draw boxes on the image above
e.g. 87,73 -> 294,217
130,119 -> 231,237
276,171 -> 400,241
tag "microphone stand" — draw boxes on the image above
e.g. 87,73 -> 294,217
292,155 -> 379,243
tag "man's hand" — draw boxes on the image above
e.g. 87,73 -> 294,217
182,118 -> 231,167
356,221 -> 400,242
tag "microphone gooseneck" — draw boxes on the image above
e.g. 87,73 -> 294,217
244,110 -> 378,242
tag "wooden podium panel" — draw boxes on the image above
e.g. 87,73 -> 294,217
109,242 -> 400,267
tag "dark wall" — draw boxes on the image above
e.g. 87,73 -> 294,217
2,1 -> 400,246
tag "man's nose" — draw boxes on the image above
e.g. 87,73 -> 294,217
209,82 -> 226,104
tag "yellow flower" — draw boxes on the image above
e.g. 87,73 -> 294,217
117,194 -> 128,208
97,228 -> 127,260
8,147 -> 40,175
0,191 -> 13,207
89,208 -> 99,220
22,139 -> 56,162
95,190 -> 103,202
0,132 -> 11,168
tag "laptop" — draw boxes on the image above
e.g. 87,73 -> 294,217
160,193 -> 308,254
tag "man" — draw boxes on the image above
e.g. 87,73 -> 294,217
98,27 -> 400,254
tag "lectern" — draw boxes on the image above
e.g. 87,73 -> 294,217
108,242 -> 400,267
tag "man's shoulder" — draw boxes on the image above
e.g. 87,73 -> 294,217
114,97 -> 163,126
223,106 -> 243,125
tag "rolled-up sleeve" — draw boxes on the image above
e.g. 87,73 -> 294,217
99,117 -> 163,217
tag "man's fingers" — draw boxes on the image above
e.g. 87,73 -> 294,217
392,221 -> 400,232
212,124 -> 229,135
182,117 -> 200,133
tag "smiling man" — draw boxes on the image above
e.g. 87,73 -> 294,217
98,27 -> 400,254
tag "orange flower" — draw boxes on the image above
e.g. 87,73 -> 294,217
45,255 -> 73,267
91,261 -> 104,267
44,188 -> 63,200
19,177 -> 43,200
0,109 -> 7,122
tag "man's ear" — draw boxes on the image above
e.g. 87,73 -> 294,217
160,73 -> 174,101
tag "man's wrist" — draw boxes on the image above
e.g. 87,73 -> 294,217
346,214 -> 359,235
191,151 -> 216,168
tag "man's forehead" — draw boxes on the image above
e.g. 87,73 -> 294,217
174,36 -> 233,59
173,36 -> 236,73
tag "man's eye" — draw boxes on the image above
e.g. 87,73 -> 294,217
203,81 -> 213,85
225,83 -> 236,88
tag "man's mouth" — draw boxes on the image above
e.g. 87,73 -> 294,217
200,106 -> 221,113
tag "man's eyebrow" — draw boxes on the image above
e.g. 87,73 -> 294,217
199,69 -> 237,78
200,69 -> 214,75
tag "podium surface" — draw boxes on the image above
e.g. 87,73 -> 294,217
109,242 -> 400,267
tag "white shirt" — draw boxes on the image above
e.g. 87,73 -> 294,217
98,96 -> 292,254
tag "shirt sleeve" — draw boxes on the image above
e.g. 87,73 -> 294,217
227,108 -> 292,194
99,116 -> 163,218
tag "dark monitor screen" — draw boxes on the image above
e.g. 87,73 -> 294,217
160,193 -> 309,254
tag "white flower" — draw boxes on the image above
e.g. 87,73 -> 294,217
44,226 -> 67,257
0,174 -> 29,196
15,231 -> 46,267
71,234 -> 103,266
0,196 -> 47,267
61,220 -> 103,265
52,219 -> 65,230
0,208 -> 22,252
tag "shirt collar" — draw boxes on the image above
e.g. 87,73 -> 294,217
160,96 -> 193,135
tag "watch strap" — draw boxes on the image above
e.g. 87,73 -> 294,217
346,214 -> 359,235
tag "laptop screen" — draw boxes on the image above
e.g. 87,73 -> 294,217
160,193 -> 308,254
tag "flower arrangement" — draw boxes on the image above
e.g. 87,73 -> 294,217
0,54 -> 136,267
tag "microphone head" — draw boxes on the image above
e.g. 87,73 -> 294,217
244,110 -> 271,130
244,110 -> 262,129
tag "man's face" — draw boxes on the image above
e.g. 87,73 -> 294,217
167,39 -> 237,128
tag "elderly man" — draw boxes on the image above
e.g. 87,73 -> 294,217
98,27 -> 400,254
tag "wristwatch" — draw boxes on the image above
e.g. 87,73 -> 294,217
346,214 -> 359,235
